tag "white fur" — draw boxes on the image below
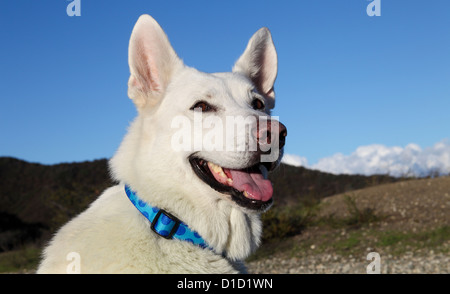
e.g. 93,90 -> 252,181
38,14 -> 279,274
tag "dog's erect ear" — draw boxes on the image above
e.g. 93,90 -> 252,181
128,15 -> 182,109
233,27 -> 278,109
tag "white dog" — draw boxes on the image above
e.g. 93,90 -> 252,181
37,14 -> 286,274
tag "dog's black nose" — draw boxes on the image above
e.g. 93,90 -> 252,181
256,120 -> 287,149
278,122 -> 287,149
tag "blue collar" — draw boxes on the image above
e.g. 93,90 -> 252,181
124,185 -> 209,250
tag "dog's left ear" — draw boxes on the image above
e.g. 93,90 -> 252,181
128,15 -> 183,110
233,28 -> 277,109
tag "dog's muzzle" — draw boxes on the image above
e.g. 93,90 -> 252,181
190,119 -> 287,211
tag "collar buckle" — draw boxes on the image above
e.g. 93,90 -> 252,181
151,209 -> 181,240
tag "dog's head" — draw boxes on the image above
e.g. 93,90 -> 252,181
111,15 -> 286,214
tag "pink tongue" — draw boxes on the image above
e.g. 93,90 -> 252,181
227,169 -> 273,202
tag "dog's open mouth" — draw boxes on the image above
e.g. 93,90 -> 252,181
189,157 -> 274,211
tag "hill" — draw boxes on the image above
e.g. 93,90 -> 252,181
318,176 -> 450,232
0,157 -> 115,253
249,176 -> 450,273
269,163 -> 400,205
0,156 -> 405,272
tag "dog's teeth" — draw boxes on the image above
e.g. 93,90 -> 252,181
243,191 -> 250,198
207,161 -> 233,185
208,162 -> 223,173
208,162 -> 227,177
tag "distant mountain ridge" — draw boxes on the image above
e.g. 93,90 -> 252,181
0,156 -> 402,252
0,157 -> 114,225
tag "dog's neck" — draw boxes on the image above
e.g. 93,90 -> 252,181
124,185 -> 211,249
120,181 -> 262,261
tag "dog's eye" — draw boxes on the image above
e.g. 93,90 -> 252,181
191,101 -> 214,112
251,99 -> 265,110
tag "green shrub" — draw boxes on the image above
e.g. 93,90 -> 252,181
261,202 -> 318,241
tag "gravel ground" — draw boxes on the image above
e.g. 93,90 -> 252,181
6,252 -> 449,274
246,176 -> 449,274
247,251 -> 449,274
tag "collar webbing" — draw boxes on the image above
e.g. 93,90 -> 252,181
124,185 -> 209,249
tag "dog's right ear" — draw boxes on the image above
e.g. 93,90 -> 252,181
128,15 -> 182,109
233,28 -> 277,109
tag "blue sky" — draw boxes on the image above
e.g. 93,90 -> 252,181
1,0 -> 449,171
